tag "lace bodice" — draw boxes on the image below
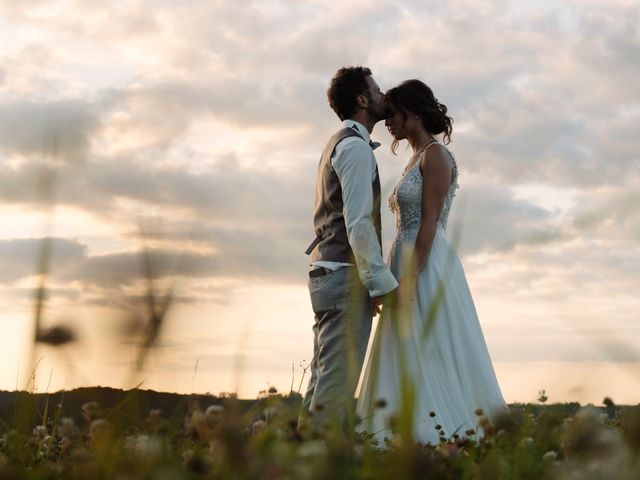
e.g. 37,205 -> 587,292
388,144 -> 458,239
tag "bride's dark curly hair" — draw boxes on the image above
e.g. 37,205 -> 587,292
386,79 -> 453,153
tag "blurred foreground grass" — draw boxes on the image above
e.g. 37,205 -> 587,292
1,387 -> 639,479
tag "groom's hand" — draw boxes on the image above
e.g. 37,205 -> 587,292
372,298 -> 383,316
373,287 -> 399,313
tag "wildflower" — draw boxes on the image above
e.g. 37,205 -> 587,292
58,436 -> 74,455
542,450 -> 558,463
374,398 -> 387,409
439,443 -> 460,460
88,419 -> 111,445
537,389 -> 548,404
205,405 -> 225,425
182,449 -> 194,463
57,417 -> 79,439
32,425 -> 47,441
124,434 -> 163,460
263,406 -> 277,422
297,439 -> 327,458
185,410 -> 209,441
563,407 -> 624,459
81,402 -> 102,422
251,419 -> 266,435
145,409 -> 169,434
520,437 -> 534,449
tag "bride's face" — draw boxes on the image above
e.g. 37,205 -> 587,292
385,102 -> 407,140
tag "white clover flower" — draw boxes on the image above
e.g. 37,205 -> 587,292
205,405 -> 224,415
81,402 -> 102,422
182,449 -> 195,463
520,437 -> 534,449
297,439 -> 327,458
263,406 -> 277,422
205,404 -> 224,423
124,434 -> 163,460
32,425 -> 47,440
88,418 -> 110,443
251,419 -> 266,435
58,417 -> 79,439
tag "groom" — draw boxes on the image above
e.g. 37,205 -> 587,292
301,66 -> 398,432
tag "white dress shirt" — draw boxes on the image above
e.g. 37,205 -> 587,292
311,120 -> 398,298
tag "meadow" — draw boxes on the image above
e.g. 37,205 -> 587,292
0,385 -> 639,479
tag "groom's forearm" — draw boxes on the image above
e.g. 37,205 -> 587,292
347,219 -> 397,297
336,144 -> 397,297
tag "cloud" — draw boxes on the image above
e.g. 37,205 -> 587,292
0,100 -> 98,162
449,181 -> 566,255
0,237 -> 86,283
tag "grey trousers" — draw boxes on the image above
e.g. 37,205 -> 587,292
301,266 -> 373,432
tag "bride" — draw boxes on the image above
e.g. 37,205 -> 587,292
356,79 -> 508,445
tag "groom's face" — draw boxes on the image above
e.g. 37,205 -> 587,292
364,76 -> 386,121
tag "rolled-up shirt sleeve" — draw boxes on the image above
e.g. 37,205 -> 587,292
333,139 -> 398,298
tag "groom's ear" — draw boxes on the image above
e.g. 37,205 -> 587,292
356,93 -> 369,109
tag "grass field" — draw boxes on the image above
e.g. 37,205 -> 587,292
0,387 -> 638,479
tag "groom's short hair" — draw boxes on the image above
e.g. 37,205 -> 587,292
327,66 -> 372,121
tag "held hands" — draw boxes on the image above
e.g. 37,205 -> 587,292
372,290 -> 395,316
372,275 -> 417,315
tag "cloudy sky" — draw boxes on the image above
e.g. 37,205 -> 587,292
0,0 -> 639,404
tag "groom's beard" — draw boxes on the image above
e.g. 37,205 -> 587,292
362,93 -> 386,124
367,104 -> 386,124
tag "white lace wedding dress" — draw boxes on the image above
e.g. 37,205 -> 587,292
356,142 -> 507,445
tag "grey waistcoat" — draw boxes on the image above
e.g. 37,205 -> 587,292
305,127 -> 382,263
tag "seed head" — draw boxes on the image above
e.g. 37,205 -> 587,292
375,398 -> 388,409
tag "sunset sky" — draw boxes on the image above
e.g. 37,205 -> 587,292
0,0 -> 639,404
